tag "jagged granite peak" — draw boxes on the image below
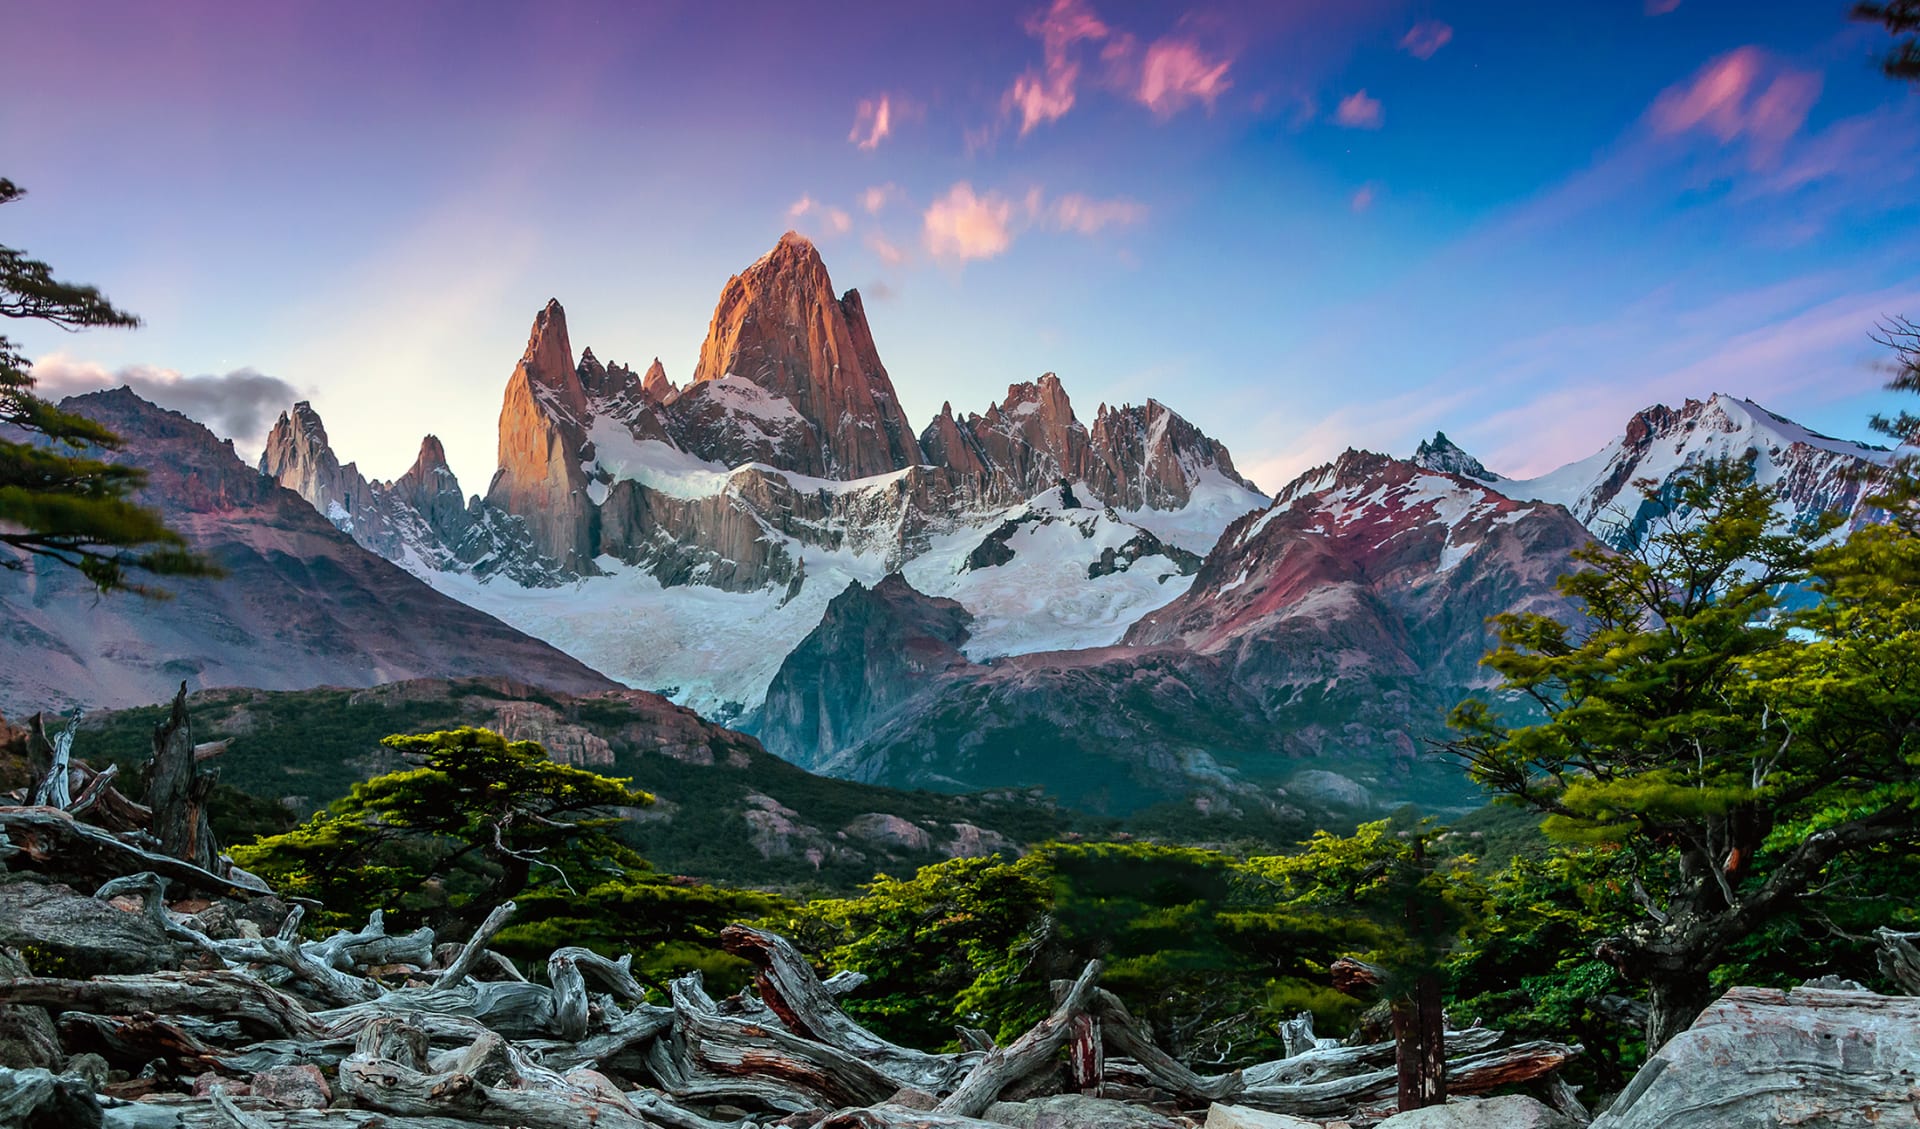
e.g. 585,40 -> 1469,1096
1501,392 -> 1893,549
641,358 -> 677,403
485,298 -> 596,572
1,388 -> 619,714
1088,397 -> 1262,509
1412,431 -> 1501,483
682,230 -> 923,478
918,400 -> 990,481
387,434 -> 468,537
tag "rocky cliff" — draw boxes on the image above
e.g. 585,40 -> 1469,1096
0,389 -> 619,716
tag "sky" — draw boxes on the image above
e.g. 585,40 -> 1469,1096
4,0 -> 1918,497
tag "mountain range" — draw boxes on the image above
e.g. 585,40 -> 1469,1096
3,232 -> 1895,821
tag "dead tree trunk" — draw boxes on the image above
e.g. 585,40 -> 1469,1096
150,684 -> 218,871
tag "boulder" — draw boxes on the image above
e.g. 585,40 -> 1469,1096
1205,1103 -> 1325,1128
250,1062 -> 332,1109
1592,986 -> 1920,1129
1374,1096 -> 1575,1128
984,1094 -> 1187,1128
0,880 -> 174,977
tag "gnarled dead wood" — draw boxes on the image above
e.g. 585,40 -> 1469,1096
1233,1039 -> 1581,1119
1238,1025 -> 1502,1089
0,971 -> 321,1040
314,981 -> 556,1041
437,901 -> 515,990
1088,988 -> 1240,1103
0,807 -> 269,897
935,959 -> 1102,1118
150,684 -> 219,871
721,924 -> 964,1093
815,1104 -> 1010,1128
0,1065 -> 106,1129
672,970 -> 898,1109
28,714 -> 75,809
57,1011 -> 227,1076
1875,927 -> 1920,996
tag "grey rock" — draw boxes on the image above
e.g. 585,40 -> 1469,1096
1375,1096 -> 1575,1128
0,880 -> 174,977
985,1094 -> 1187,1128
1593,986 -> 1920,1129
1205,1104 -> 1325,1128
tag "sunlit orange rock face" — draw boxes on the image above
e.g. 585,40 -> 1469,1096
486,299 -> 595,571
682,231 -> 922,478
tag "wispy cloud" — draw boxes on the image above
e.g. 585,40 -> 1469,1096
1647,0 -> 1683,14
1050,193 -> 1147,233
1132,38 -> 1232,118
788,195 -> 852,236
924,183 -> 1017,261
1335,89 -> 1383,129
30,353 -> 303,457
1004,0 -> 1109,135
1350,183 -> 1378,213
867,232 -> 908,267
860,183 -> 902,215
1648,47 -> 1820,166
1399,21 -> 1453,60
850,95 -> 893,150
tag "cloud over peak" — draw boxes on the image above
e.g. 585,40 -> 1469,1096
924,183 -> 1017,261
29,353 -> 303,456
788,195 -> 852,236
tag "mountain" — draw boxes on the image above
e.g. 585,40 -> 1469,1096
1412,431 -> 1501,483
1494,394 -> 1891,548
73,678 -> 1076,889
0,388 -> 619,717
753,451 -> 1592,816
261,232 -> 1270,716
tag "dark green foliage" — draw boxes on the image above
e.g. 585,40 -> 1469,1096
1866,317 -> 1920,528
231,727 -> 653,933
1856,1 -> 1920,82
0,177 -> 214,594
788,840 -> 1376,1063
1445,459 -> 1920,1049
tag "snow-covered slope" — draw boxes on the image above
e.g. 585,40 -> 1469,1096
1499,394 -> 1891,547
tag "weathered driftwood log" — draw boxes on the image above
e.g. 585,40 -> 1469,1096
94,872 -> 228,964
721,924 -> 965,1094
934,960 -> 1102,1118
1237,1024 -> 1501,1089
1875,927 -> 1920,996
27,714 -> 75,809
670,969 -> 900,1109
150,685 -> 219,872
814,1105 -> 1010,1129
1234,1039 -> 1581,1119
0,971 -> 321,1040
337,1015 -> 664,1129
1087,989 -> 1240,1103
0,806 -> 269,897
312,981 -> 558,1041
56,1012 -> 227,1076
437,901 -> 516,990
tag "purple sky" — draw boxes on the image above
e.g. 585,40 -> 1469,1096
4,0 -> 1917,496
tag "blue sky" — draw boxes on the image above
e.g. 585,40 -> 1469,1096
3,0 -> 1916,496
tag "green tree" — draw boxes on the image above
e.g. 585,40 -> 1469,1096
232,727 -> 654,933
1,178 -> 212,593
1440,459 -> 1899,1050
1855,1 -> 1920,83
1866,317 -> 1920,528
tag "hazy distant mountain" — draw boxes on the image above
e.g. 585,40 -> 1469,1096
0,389 -> 618,717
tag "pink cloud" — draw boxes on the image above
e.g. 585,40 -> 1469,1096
1134,38 -> 1232,117
860,183 -> 901,214
1335,89 -> 1383,129
1051,193 -> 1147,233
924,183 -> 1016,261
1399,21 -> 1453,60
1650,47 -> 1821,166
1004,0 -> 1109,135
1647,0 -> 1682,13
849,96 -> 892,150
787,196 -> 851,236
1350,184 -> 1377,213
867,232 -> 907,267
